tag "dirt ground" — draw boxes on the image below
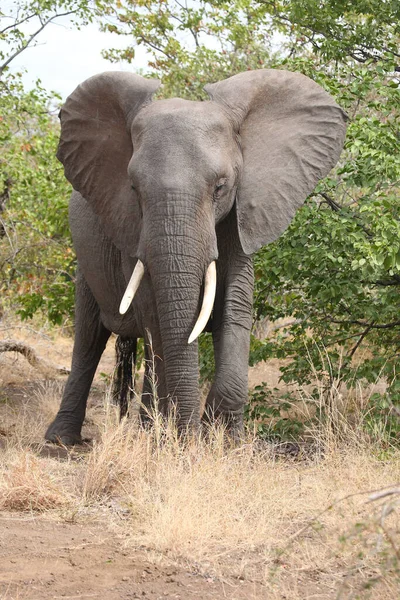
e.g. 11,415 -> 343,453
0,515 -> 263,600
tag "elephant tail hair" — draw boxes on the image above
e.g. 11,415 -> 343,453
113,336 -> 137,419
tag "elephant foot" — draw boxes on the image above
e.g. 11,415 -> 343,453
202,413 -> 244,443
45,417 -> 83,446
202,396 -> 245,445
226,415 -> 245,445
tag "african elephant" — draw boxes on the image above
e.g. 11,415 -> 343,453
45,69 -> 347,444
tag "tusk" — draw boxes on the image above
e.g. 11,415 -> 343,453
119,260 -> 145,315
188,261 -> 217,344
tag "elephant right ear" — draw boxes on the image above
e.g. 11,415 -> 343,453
57,72 -> 160,254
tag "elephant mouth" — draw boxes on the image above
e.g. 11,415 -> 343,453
119,259 -> 217,344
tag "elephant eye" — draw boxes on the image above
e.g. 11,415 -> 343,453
213,178 -> 227,200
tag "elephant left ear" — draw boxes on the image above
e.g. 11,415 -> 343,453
205,69 -> 347,255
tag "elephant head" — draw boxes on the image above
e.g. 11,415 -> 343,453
57,69 -> 346,426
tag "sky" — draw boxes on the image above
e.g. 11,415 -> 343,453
1,12 -> 149,99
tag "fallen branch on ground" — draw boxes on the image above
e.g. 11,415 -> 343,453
0,340 -> 70,376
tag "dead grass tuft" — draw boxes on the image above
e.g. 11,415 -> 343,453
0,380 -> 64,449
0,450 -> 69,511
81,410 -> 139,503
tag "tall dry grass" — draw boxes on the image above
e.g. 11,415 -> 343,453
0,378 -> 400,598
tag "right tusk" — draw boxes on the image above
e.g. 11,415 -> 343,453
119,260 -> 145,315
188,261 -> 217,344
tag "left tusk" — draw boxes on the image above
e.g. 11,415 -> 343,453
119,259 -> 145,315
188,261 -> 217,344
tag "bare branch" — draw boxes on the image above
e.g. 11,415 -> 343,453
0,12 -> 36,35
282,484 -> 400,553
370,276 -> 400,287
316,192 -> 374,238
173,0 -> 200,47
0,10 -> 76,76
328,318 -> 400,330
347,321 -> 375,360
0,340 -> 69,375
318,192 -> 343,212
137,34 -> 174,60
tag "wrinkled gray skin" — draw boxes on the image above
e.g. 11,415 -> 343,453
45,69 -> 347,444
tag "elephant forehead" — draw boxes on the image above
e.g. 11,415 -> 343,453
131,99 -> 232,140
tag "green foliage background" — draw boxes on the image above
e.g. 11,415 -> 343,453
1,0 -> 399,438
0,74 -> 74,324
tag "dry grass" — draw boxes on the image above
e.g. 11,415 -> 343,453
1,379 -> 400,598
0,380 -> 64,447
0,450 -> 69,511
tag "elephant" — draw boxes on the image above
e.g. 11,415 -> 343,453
45,68 -> 347,444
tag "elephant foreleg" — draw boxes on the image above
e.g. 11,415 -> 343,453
203,215 -> 254,438
45,270 -> 111,445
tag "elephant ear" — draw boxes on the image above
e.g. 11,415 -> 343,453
57,72 -> 160,254
205,69 -> 347,255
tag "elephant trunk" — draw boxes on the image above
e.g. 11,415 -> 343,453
143,193 -> 216,430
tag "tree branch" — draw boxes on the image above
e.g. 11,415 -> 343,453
0,10 -> 76,77
347,321 -> 375,359
255,0 -> 394,64
0,12 -> 36,35
318,192 -> 343,212
137,35 -> 174,60
328,318 -> 400,330
173,0 -> 200,48
0,340 -> 69,375
371,276 -> 400,287
316,192 -> 374,238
